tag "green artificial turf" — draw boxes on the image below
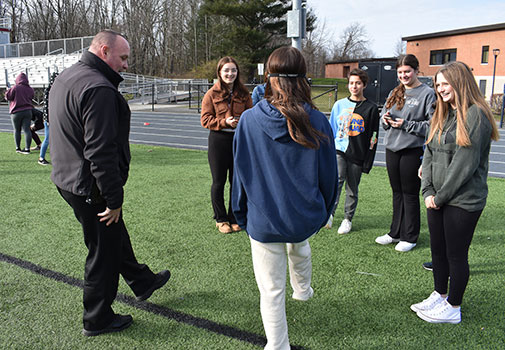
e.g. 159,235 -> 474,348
0,131 -> 504,349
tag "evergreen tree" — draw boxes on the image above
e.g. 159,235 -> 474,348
200,0 -> 291,78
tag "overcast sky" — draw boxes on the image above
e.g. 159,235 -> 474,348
308,0 -> 505,57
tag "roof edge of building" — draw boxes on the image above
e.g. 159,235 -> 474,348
402,22 -> 505,41
325,57 -> 397,65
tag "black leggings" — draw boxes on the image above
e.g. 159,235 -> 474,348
427,205 -> 482,306
208,130 -> 235,223
385,147 -> 423,242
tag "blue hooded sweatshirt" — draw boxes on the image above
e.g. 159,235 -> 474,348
232,99 -> 338,243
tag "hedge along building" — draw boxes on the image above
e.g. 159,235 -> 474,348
403,22 -> 505,101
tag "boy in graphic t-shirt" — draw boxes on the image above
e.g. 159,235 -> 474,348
326,68 -> 380,234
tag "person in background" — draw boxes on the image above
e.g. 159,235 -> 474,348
50,30 -> 170,336
411,61 -> 499,324
30,108 -> 44,151
375,54 -> 435,252
5,72 -> 34,154
201,56 -> 253,234
38,72 -> 58,165
325,68 -> 379,234
252,82 -> 266,105
232,46 -> 337,350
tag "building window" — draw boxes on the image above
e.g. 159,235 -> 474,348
482,46 -> 489,64
430,49 -> 457,65
479,80 -> 487,97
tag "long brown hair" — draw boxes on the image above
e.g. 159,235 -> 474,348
385,54 -> 420,110
264,46 -> 325,149
427,61 -> 499,146
216,56 -> 249,99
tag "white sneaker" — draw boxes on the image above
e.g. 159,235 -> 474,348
395,241 -> 417,252
416,300 -> 461,324
337,219 -> 352,234
324,214 -> 333,229
292,287 -> 314,301
375,234 -> 399,245
410,291 -> 446,312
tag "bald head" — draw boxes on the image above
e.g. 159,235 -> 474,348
89,30 -> 130,73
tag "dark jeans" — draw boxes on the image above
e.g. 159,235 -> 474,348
208,130 -> 236,223
427,205 -> 482,306
11,110 -> 32,150
385,147 -> 423,243
58,187 -> 156,330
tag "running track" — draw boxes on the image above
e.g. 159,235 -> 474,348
1,105 -> 504,178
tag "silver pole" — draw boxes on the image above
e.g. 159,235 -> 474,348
291,0 -> 302,50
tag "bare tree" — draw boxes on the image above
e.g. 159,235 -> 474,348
4,0 -> 25,42
332,22 -> 374,61
393,38 -> 406,57
303,17 -> 333,77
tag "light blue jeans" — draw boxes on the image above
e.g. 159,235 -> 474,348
39,121 -> 49,159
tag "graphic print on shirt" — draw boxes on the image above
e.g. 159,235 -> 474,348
335,106 -> 365,152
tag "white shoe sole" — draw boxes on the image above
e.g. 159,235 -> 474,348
375,236 -> 400,245
416,310 -> 461,324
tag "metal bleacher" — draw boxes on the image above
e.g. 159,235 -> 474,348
0,35 -> 207,104
0,36 -> 92,88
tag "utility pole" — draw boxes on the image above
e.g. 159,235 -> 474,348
287,0 -> 306,50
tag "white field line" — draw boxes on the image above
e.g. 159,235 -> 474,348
130,131 -> 207,140
129,139 -> 207,150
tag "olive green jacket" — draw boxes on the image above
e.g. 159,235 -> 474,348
421,105 -> 493,211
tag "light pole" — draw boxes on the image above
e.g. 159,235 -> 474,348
491,48 -> 500,100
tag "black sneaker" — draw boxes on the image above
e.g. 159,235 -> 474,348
19,149 -> 30,155
38,158 -> 50,165
82,314 -> 133,336
16,148 -> 22,153
422,262 -> 433,271
136,270 -> 171,301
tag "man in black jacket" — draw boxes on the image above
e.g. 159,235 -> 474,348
49,30 -> 170,336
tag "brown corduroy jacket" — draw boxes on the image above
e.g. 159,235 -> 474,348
200,82 -> 253,130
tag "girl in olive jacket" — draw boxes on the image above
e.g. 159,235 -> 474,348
411,61 -> 499,324
201,57 -> 253,234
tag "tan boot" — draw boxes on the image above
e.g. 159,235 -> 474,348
230,224 -> 242,232
216,222 -> 232,234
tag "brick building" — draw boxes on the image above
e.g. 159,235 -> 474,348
403,22 -> 505,99
325,57 -> 397,79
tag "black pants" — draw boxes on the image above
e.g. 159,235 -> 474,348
208,130 -> 236,223
427,205 -> 482,306
385,147 -> 423,243
58,188 -> 156,331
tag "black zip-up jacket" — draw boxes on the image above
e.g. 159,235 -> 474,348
49,50 -> 131,209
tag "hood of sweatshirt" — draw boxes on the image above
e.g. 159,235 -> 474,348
253,99 -> 314,143
15,73 -> 29,85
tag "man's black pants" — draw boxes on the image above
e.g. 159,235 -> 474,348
58,188 -> 156,331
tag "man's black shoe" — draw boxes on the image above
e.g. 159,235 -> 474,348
82,314 -> 133,336
136,270 -> 171,301
422,262 -> 433,271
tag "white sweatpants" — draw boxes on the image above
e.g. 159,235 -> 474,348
249,237 -> 313,350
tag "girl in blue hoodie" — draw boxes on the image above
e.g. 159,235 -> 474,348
232,47 -> 337,350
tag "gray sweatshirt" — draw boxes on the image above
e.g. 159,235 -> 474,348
381,83 -> 435,152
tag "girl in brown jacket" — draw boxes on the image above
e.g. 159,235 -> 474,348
201,56 -> 253,233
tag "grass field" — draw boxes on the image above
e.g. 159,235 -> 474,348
1,131 -> 504,350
